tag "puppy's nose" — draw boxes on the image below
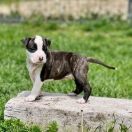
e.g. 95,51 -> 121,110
39,57 -> 43,61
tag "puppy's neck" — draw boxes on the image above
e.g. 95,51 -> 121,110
26,57 -> 43,73
26,57 -> 43,82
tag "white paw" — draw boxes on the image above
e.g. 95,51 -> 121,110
67,92 -> 77,96
25,95 -> 36,102
77,98 -> 86,104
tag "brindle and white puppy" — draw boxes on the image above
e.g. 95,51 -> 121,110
21,35 -> 115,104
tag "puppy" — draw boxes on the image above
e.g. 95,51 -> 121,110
21,35 -> 115,104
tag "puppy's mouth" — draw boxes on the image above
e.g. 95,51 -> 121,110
36,61 -> 44,64
32,60 -> 45,65
29,59 -> 45,65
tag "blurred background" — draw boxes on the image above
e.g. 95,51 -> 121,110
0,0 -> 132,129
0,0 -> 130,22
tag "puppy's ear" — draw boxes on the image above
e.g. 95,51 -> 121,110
45,38 -> 51,47
21,37 -> 31,46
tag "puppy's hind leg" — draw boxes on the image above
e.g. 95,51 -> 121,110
76,81 -> 92,104
67,79 -> 83,96
74,66 -> 91,104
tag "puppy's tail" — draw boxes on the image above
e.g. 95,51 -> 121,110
86,57 -> 116,70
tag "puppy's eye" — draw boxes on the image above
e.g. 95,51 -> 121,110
42,45 -> 47,51
28,44 -> 37,52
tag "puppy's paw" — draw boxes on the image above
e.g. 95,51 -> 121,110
77,98 -> 86,104
25,95 -> 36,102
67,92 -> 77,96
38,92 -> 43,97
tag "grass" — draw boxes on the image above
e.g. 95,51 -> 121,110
0,0 -> 19,4
0,18 -> 132,131
0,119 -> 41,132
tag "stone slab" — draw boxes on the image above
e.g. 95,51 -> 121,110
4,91 -> 132,131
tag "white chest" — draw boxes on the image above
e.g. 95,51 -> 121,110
26,60 -> 42,83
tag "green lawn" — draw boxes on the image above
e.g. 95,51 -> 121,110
0,18 -> 132,130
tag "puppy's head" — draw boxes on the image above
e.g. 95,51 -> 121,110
21,35 -> 51,64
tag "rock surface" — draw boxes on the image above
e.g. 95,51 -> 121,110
4,91 -> 132,131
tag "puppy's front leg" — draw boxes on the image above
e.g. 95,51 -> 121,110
26,74 -> 43,102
